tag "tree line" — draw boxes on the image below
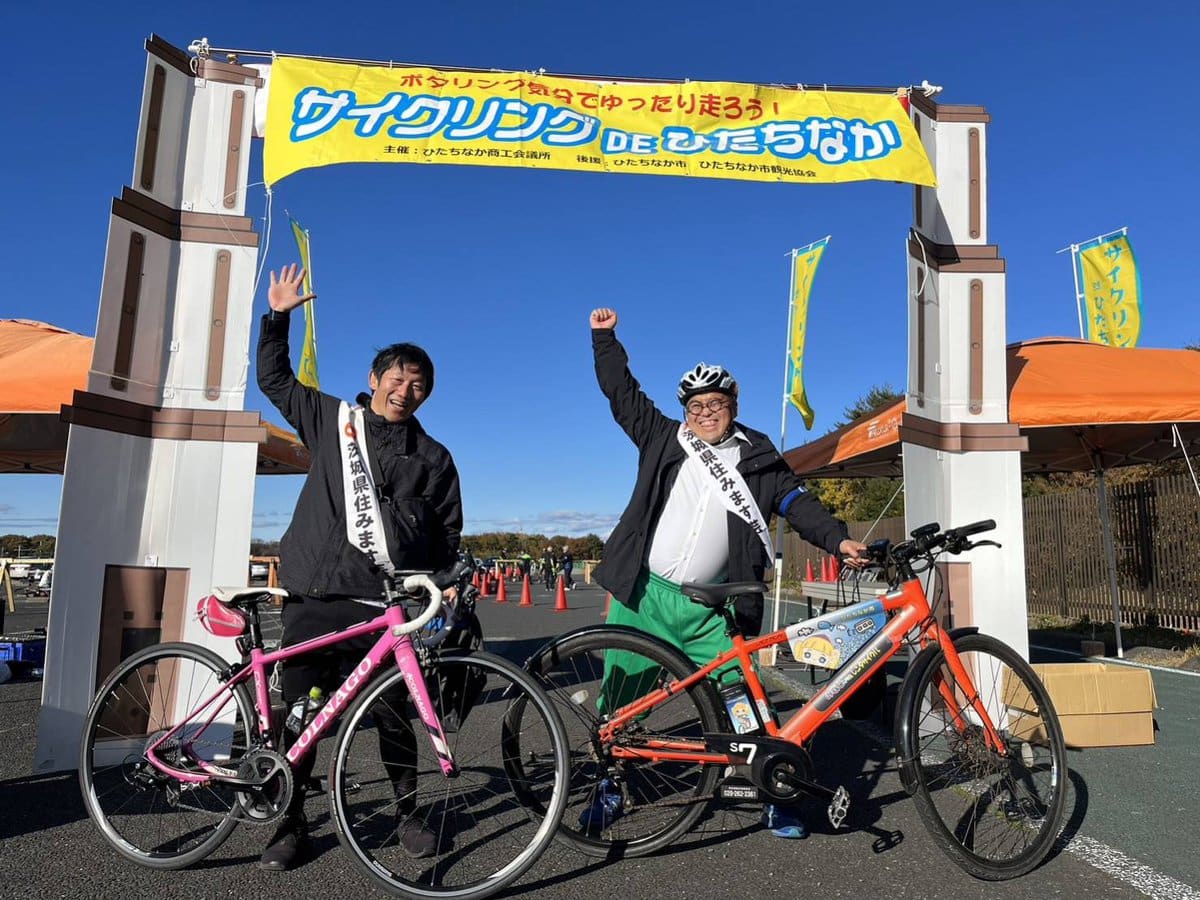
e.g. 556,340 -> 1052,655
251,533 -> 606,561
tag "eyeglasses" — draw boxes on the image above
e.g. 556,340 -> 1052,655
685,398 -> 732,416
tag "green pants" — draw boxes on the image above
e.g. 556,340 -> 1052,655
600,570 -> 743,713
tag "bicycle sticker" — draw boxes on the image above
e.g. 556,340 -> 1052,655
785,600 -> 887,670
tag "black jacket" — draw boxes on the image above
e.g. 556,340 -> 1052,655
257,312 -> 463,598
591,329 -> 848,635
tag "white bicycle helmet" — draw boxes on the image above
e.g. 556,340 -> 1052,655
677,362 -> 737,404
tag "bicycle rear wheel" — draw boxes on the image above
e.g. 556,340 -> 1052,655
896,632 -> 1068,880
329,651 -> 568,900
79,642 -> 255,869
520,626 -> 724,858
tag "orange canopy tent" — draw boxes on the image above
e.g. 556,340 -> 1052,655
0,319 -> 310,475
784,337 -> 1200,657
785,338 -> 1200,479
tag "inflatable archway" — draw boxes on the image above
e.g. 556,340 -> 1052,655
34,35 -> 1024,771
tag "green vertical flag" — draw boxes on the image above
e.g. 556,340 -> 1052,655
786,237 -> 829,429
289,215 -> 320,389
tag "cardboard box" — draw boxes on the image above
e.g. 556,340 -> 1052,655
1005,663 -> 1157,749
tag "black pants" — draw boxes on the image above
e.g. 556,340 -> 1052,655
279,596 -> 417,816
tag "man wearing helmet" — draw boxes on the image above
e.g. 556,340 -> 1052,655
585,307 -> 866,839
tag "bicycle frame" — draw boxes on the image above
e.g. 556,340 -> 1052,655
599,575 -> 1007,766
144,601 -> 454,784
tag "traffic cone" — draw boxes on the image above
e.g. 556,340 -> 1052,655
820,557 -> 831,582
554,574 -> 569,612
481,573 -> 491,597
471,570 -> 480,589
519,574 -> 533,607
831,556 -> 840,581
804,559 -> 815,582
496,576 -> 508,604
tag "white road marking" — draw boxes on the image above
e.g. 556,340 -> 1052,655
1065,835 -> 1200,899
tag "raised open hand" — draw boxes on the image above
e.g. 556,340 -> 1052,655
268,263 -> 316,313
590,308 -> 618,330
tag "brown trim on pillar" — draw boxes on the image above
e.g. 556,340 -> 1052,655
968,128 -> 982,240
145,35 -> 193,77
112,188 -> 260,248
140,65 -> 166,192
908,92 -> 991,123
223,91 -> 246,210
916,266 -> 926,409
969,280 -> 984,414
899,414 -> 1028,453
907,234 -> 1004,273
206,252 -> 232,401
62,391 -> 268,443
194,57 -> 264,88
112,233 -> 145,392
913,112 -> 923,231
120,188 -> 254,231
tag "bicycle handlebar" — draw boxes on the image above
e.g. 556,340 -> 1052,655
861,520 -> 1001,571
394,573 -> 444,636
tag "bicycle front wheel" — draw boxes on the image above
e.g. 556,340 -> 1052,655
329,651 -> 569,900
896,632 -> 1068,880
79,642 -> 255,869
521,626 -> 724,858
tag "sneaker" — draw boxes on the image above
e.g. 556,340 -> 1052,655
762,804 -> 808,839
397,814 -> 439,858
578,777 -> 623,831
258,817 -> 310,871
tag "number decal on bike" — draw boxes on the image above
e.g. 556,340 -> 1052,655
728,741 -> 758,764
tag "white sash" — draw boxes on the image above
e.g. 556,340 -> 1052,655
677,424 -> 774,561
338,402 -> 394,575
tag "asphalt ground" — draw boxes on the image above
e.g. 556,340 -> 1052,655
1,579 -> 1197,899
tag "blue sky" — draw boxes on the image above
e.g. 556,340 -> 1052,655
1,1 -> 1196,541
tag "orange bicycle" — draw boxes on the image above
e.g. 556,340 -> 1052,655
517,520 -> 1068,880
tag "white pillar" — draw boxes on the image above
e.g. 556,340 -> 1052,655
901,96 -> 1030,657
36,37 -> 266,772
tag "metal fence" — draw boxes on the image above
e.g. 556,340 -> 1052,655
782,473 -> 1200,632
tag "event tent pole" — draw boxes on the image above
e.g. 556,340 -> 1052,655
1094,463 -> 1125,659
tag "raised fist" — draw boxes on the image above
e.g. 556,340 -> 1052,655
590,308 -> 618,330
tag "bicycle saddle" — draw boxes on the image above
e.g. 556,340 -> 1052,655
680,581 -> 767,609
211,586 -> 289,608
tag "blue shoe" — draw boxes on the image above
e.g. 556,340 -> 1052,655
762,804 -> 808,839
578,778 -> 623,830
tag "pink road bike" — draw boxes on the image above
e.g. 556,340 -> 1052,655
79,570 -> 569,899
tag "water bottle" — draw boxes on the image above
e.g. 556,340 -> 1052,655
285,686 -> 324,734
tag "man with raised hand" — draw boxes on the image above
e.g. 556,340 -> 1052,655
256,263 -> 463,870
585,306 -> 866,839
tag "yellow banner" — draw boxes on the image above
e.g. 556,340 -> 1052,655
786,237 -> 828,429
289,217 -> 320,389
1077,233 -> 1141,348
264,58 -> 935,188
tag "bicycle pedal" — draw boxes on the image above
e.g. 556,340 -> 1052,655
717,775 -> 762,803
827,785 -> 850,829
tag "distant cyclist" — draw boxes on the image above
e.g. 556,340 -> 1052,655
542,546 -> 557,590
560,546 -> 575,590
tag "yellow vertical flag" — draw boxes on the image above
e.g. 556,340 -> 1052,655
289,216 -> 320,388
1076,232 -> 1142,348
786,237 -> 829,429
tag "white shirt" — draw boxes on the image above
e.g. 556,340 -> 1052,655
647,430 -> 748,585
